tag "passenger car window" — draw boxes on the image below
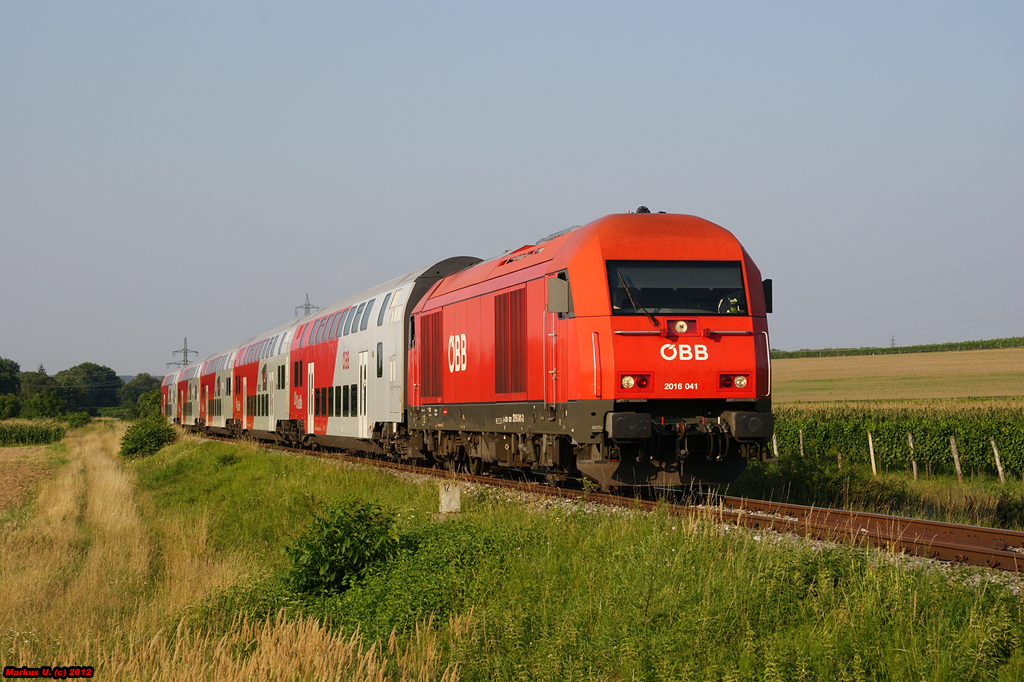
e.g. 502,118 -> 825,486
377,293 -> 392,325
360,299 -> 375,331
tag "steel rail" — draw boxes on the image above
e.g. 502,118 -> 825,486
200,435 -> 1024,573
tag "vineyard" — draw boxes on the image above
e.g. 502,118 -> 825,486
772,398 -> 1024,477
0,420 -> 68,446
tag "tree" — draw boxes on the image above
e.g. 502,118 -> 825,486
0,357 -> 20,396
21,388 -> 67,419
120,373 -> 163,410
18,364 -> 54,400
0,394 -> 20,419
53,363 -> 123,413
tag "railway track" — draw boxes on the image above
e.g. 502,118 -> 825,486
208,435 -> 1024,574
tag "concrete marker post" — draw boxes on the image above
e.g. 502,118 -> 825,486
991,437 -> 1006,485
438,481 -> 462,515
908,432 -> 918,481
868,431 -> 877,477
949,435 -> 964,484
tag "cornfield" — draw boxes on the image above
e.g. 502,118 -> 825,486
773,399 -> 1024,475
0,420 -> 67,446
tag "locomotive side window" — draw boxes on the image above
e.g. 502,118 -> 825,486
606,261 -> 748,316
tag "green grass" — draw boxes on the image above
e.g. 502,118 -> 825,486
718,456 -> 1024,530
128,439 -> 1024,681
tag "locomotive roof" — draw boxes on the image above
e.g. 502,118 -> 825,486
425,212 -> 745,300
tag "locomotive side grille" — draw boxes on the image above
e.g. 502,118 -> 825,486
421,311 -> 444,397
495,288 -> 526,394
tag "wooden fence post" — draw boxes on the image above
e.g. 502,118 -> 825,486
908,432 -> 918,481
772,433 -> 779,460
949,435 -> 964,484
991,437 -> 1006,484
868,431 -> 877,477
799,430 -> 804,458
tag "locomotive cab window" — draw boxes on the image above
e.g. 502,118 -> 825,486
606,261 -> 748,316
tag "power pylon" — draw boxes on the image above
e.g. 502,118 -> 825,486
167,338 -> 199,368
295,294 -> 320,317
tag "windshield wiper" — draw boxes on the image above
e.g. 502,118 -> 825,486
617,272 -> 660,327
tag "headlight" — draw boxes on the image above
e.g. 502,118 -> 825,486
734,375 -> 748,389
674,320 -> 688,334
621,375 -> 635,389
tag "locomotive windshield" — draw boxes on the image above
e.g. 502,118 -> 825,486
606,261 -> 748,316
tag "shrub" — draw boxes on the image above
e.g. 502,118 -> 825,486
136,389 -> 162,420
284,499 -> 398,595
119,417 -> 176,458
65,412 -> 91,429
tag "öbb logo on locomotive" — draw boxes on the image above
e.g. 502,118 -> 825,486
447,334 -> 467,373
659,343 -> 709,361
163,210 -> 773,490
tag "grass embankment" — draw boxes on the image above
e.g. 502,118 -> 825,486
770,347 -> 1024,401
4,429 -> 1024,680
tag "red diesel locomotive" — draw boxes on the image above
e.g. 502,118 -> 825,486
164,209 -> 773,488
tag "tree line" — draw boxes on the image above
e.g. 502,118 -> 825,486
0,357 -> 162,420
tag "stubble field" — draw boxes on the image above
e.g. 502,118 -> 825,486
771,347 -> 1024,402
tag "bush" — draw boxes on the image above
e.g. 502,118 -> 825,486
0,394 -> 21,419
284,499 -> 398,595
119,417 -> 176,458
136,389 -> 162,420
65,412 -> 91,429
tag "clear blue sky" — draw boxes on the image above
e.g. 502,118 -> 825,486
2,2 -> 1021,376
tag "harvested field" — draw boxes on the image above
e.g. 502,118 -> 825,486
772,347 -> 1024,402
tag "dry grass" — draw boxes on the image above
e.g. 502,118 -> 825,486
772,347 -> 1024,402
0,445 -> 57,511
0,424 -> 149,652
6,611 -> 464,682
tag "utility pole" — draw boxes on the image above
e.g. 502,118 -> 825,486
891,335 -> 895,349
167,338 -> 199,368
295,293 -> 320,317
